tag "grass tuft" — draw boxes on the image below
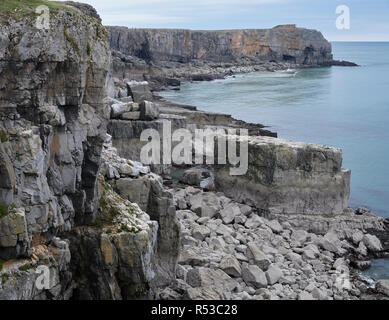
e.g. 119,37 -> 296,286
64,28 -> 81,57
18,264 -> 33,272
0,131 -> 8,143
1,273 -> 9,283
0,0 -> 69,21
0,205 -> 8,219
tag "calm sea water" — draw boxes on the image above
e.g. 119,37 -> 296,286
160,42 -> 389,219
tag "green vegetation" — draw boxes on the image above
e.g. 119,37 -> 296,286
9,203 -> 17,210
99,197 -> 107,210
0,0 -> 67,13
86,42 -> 91,56
1,273 -> 9,283
101,180 -> 112,192
95,25 -> 107,41
0,0 -> 70,21
120,224 -> 140,234
94,218 -> 103,228
120,225 -> 130,233
98,197 -> 119,225
105,228 -> 112,234
18,264 -> 33,272
64,28 -> 81,56
0,260 -> 4,271
0,205 -> 8,219
0,131 -> 8,143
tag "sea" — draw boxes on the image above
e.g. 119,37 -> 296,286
159,42 -> 389,280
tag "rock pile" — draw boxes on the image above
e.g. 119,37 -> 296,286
156,187 -> 386,300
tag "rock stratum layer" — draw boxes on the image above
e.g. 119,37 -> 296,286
215,136 -> 351,217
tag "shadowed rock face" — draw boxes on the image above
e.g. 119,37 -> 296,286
107,25 -> 333,66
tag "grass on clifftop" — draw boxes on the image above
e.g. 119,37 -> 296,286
0,0 -> 70,21
0,0 -> 66,12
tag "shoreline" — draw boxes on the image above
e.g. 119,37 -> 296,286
153,67 -> 387,219
150,67 -> 389,291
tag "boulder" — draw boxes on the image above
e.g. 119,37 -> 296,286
311,287 -> 328,300
245,215 -> 264,229
186,267 -> 237,292
291,229 -> 309,244
356,241 -> 368,256
247,242 -> 271,271
234,215 -> 247,225
265,220 -> 283,234
351,230 -> 364,245
219,255 -> 242,278
186,287 -> 223,300
180,169 -> 203,186
139,101 -> 160,120
319,231 -> 342,254
192,224 -> 211,241
362,234 -> 383,252
121,111 -> 140,120
111,102 -> 131,119
376,280 -> 389,297
220,203 -> 241,224
188,192 -> 221,218
298,291 -> 316,300
242,264 -> 268,289
126,81 -> 153,103
265,264 -> 283,285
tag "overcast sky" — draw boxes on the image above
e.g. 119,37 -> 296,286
78,0 -> 389,41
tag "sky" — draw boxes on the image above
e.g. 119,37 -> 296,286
79,0 -> 389,41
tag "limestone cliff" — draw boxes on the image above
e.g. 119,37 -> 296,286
107,25 -> 333,67
0,2 -> 179,300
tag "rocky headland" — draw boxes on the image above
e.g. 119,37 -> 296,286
0,1 -> 387,301
106,24 -> 357,91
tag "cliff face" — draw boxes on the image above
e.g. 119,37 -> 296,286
0,4 -> 180,300
0,4 -> 111,298
0,6 -> 111,257
107,25 -> 333,66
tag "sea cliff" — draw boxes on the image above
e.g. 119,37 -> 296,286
107,25 -> 333,65
0,1 -> 387,301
